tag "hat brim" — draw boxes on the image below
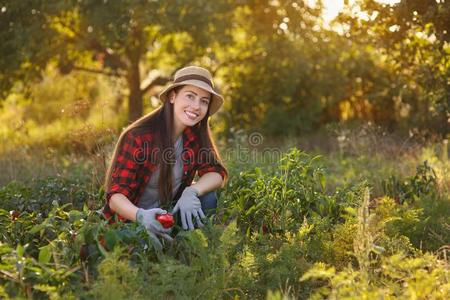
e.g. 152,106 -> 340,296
158,80 -> 224,115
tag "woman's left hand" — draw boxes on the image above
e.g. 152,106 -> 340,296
172,186 -> 206,230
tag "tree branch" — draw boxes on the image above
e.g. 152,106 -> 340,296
87,38 -> 128,70
140,56 -> 194,94
55,18 -> 128,70
141,75 -> 170,94
211,52 -> 266,76
72,65 -> 123,77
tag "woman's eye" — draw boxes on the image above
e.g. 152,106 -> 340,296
187,94 -> 194,100
201,99 -> 209,105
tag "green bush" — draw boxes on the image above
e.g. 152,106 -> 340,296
381,161 -> 450,251
0,177 -> 101,216
222,149 -> 363,236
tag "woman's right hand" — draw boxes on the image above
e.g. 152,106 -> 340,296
136,208 -> 173,250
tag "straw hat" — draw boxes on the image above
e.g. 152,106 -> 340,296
159,66 -> 224,115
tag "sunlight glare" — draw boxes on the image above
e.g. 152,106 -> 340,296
322,0 -> 402,23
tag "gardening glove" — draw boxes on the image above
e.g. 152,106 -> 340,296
172,186 -> 206,230
136,208 -> 174,250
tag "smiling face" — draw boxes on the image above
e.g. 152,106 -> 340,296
170,84 -> 211,136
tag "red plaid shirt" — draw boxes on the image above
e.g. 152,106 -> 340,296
103,126 -> 227,222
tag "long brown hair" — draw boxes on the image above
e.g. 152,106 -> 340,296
104,86 -> 228,206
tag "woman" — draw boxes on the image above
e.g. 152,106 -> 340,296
103,66 -> 228,246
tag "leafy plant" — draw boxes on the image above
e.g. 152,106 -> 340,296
382,160 -> 438,205
223,148 -> 356,236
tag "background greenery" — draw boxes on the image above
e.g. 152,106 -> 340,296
1,0 -> 448,140
0,0 -> 449,299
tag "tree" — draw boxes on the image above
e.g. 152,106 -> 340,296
334,0 -> 449,134
0,0 -> 237,122
213,0 -> 326,136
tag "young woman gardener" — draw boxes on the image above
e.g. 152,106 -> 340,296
103,66 -> 228,246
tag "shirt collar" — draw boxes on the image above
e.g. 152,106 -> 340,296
182,126 -> 197,146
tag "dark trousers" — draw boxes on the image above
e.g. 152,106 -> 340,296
199,190 -> 218,215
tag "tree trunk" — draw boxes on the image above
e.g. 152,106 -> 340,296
127,59 -> 142,123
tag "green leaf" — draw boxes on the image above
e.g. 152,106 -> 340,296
30,223 -> 46,234
318,172 -> 326,191
38,245 -> 52,264
68,210 -> 84,222
104,229 -> 120,249
343,207 -> 357,217
33,284 -> 57,293
16,244 -> 24,257
300,262 -> 335,281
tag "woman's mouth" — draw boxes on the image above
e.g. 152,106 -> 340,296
185,111 -> 199,120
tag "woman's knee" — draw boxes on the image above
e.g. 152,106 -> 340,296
199,191 -> 217,214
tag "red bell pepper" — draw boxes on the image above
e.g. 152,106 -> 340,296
156,213 -> 175,228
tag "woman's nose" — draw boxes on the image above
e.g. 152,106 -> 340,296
190,99 -> 201,110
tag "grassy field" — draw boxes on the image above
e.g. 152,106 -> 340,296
0,127 -> 449,299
